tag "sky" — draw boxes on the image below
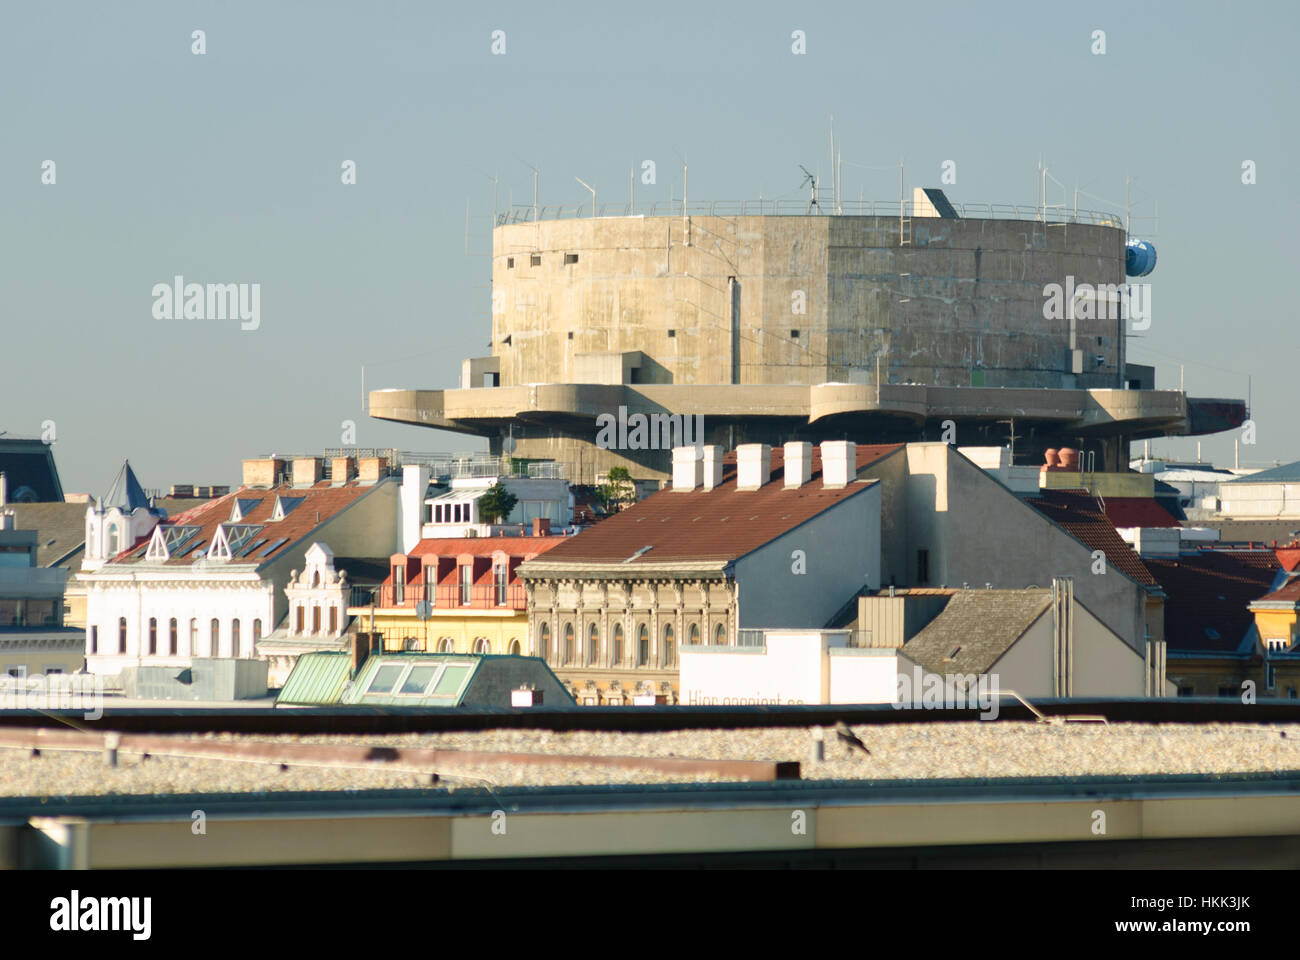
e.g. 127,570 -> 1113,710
1,0 -> 1296,495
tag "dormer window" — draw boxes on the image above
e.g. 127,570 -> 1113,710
271,496 -> 305,521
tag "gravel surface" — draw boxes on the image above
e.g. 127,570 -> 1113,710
2,722 -> 1299,797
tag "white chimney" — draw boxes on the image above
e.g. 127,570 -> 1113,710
736,443 -> 772,491
701,445 -> 724,490
672,445 -> 704,491
820,441 -> 857,488
784,442 -> 813,488
0,472 -> 6,506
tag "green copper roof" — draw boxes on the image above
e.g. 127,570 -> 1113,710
276,652 -> 353,705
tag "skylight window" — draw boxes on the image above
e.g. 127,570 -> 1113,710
230,498 -> 262,522
271,496 -> 305,521
255,537 -> 289,558
162,525 -> 200,552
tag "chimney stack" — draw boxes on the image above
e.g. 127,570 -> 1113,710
783,442 -> 813,488
672,445 -> 704,491
532,517 -> 551,536
0,472 -> 7,506
701,445 -> 724,490
292,457 -> 323,488
736,444 -> 772,491
820,441 -> 857,488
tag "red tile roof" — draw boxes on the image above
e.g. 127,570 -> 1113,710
104,481 -> 377,568
1024,489 -> 1158,586
1145,550 -> 1281,653
1253,573 -> 1300,605
1101,497 -> 1181,529
526,445 -> 900,566
409,537 -> 568,560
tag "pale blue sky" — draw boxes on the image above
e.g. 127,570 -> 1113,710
2,0 -> 1295,494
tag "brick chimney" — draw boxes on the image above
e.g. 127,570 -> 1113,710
292,457 -> 323,488
357,457 -> 389,485
331,457 -> 356,485
784,442 -> 813,488
672,445 -> 704,491
736,444 -> 772,491
242,458 -> 286,489
820,441 -> 857,488
532,517 -> 551,536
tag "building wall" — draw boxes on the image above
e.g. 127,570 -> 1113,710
491,215 -> 1126,391
732,483 -> 880,628
0,647 -> 84,677
85,576 -> 275,675
863,444 -> 1147,649
1220,482 -> 1300,518
256,479 -> 399,629
361,610 -> 529,655
525,573 -> 735,703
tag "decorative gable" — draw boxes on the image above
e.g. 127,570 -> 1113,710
145,527 -> 169,561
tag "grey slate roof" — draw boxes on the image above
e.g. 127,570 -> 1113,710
101,461 -> 152,512
1226,460 -> 1300,483
0,502 -> 87,567
900,590 -> 1052,676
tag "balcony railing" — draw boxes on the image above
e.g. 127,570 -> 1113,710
374,582 -> 525,611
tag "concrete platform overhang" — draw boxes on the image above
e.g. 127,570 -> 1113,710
369,383 -> 1244,442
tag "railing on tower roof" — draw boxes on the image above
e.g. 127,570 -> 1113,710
494,199 -> 1123,227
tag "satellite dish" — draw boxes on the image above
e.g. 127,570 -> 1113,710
502,427 -> 517,454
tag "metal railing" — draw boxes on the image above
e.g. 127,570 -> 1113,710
736,628 -> 872,648
374,582 -> 525,611
495,199 -> 1122,227
317,450 -> 567,482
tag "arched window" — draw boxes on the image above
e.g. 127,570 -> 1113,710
508,638 -> 521,655
713,622 -> 726,646
587,624 -> 599,664
210,618 -> 220,657
295,605 -> 304,634
107,526 -> 119,557
538,623 -> 550,661
663,623 -> 675,667
329,606 -> 338,634
563,623 -> 575,665
312,569 -> 320,588
189,619 -> 198,655
474,637 -> 490,654
312,606 -> 321,634
636,624 -> 649,667
148,618 -> 157,655
118,617 -> 127,654
168,618 -> 177,656
253,619 -> 262,642
688,622 -> 700,646
232,619 -> 241,657
612,624 -> 624,666
438,637 -> 454,653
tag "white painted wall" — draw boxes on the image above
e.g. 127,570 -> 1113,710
828,649 -> 900,703
733,482 -> 880,629
85,573 -> 274,675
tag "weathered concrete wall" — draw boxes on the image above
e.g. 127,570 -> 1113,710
491,215 -> 1126,391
